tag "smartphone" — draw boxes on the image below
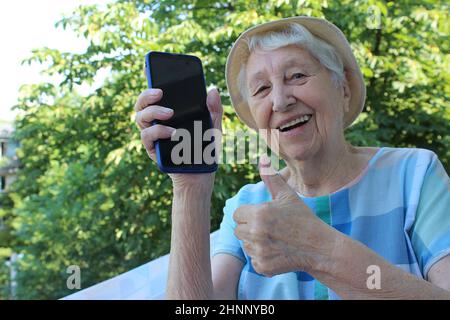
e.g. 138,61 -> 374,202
145,51 -> 218,173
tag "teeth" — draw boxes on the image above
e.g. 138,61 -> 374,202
279,115 -> 312,130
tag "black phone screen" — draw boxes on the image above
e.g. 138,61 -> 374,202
146,52 -> 217,172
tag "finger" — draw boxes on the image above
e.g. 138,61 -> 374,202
242,240 -> 256,256
135,105 -> 174,130
206,87 -> 223,131
259,154 -> 295,200
134,89 -> 163,112
251,259 -> 265,276
233,204 -> 254,224
234,223 -> 251,240
140,124 -> 176,159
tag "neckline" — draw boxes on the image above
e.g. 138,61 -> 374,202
297,147 -> 385,199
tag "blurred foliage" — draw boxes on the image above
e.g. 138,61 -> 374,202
0,0 -> 448,299
0,192 -> 14,299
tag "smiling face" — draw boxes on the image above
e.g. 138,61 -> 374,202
245,45 -> 350,161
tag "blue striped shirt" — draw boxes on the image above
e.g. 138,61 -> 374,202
212,147 -> 450,299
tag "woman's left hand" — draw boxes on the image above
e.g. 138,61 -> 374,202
233,155 -> 339,277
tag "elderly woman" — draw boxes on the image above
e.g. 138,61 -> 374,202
134,17 -> 450,299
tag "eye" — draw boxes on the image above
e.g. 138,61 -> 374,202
291,72 -> 306,79
253,85 -> 270,96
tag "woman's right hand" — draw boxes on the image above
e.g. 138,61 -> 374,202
134,87 -> 223,190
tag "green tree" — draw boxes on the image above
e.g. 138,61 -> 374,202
3,0 -> 448,299
0,191 -> 14,299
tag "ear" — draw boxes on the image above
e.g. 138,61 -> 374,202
342,73 -> 351,113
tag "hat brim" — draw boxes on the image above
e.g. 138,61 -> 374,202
225,16 -> 366,129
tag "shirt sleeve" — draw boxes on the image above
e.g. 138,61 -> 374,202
410,152 -> 450,279
211,189 -> 247,264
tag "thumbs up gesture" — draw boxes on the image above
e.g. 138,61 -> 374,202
233,154 -> 338,277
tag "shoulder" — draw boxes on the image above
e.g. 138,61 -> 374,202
379,146 -> 437,158
365,147 -> 447,201
349,147 -> 444,200
370,147 -> 439,171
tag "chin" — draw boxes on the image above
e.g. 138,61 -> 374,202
281,143 -> 319,162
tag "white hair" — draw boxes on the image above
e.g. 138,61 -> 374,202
238,23 -> 345,99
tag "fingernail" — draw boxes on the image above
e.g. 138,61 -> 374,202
170,128 -> 177,138
259,154 -> 271,167
159,108 -> 173,115
148,88 -> 161,96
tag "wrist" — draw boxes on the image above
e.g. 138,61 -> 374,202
318,229 -> 360,287
172,174 -> 215,194
172,179 -> 214,219
173,182 -> 214,199
309,222 -> 348,276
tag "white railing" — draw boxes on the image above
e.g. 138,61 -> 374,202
62,230 -> 219,300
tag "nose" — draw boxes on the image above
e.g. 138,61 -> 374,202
272,84 -> 295,112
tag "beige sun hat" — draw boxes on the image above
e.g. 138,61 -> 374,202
225,16 -> 366,129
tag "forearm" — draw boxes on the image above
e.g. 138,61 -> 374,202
166,184 -> 214,300
312,232 -> 450,299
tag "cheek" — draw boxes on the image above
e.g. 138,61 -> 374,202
248,101 -> 279,152
249,100 -> 272,129
295,82 -> 343,129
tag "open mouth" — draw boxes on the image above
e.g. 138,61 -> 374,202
278,114 -> 313,132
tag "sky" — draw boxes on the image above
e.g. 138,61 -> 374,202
0,0 -> 111,122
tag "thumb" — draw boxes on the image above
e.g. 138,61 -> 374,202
206,87 -> 223,131
259,154 -> 294,200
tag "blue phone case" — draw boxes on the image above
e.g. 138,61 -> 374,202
144,51 -> 218,174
